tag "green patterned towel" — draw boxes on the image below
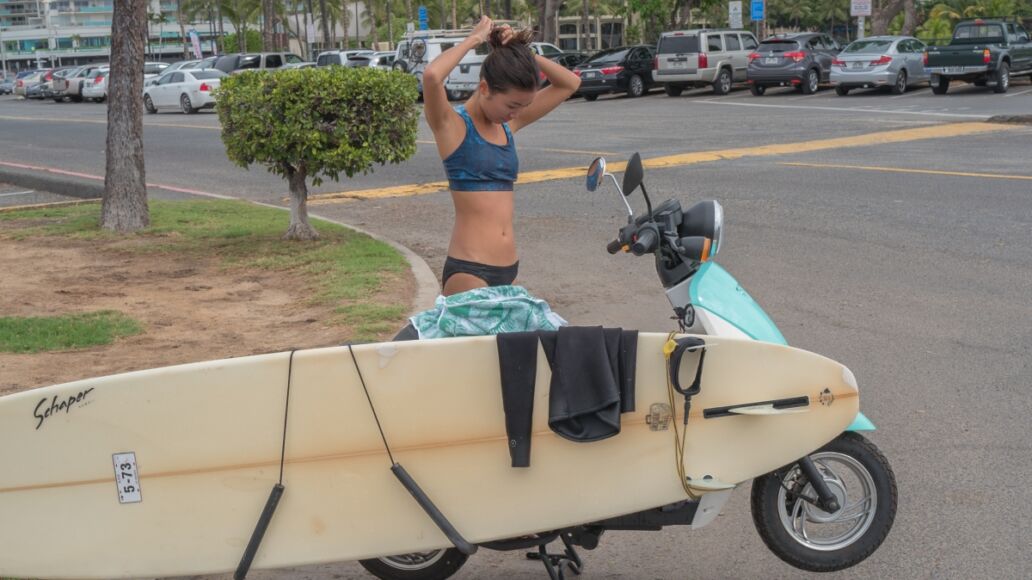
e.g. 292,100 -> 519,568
409,285 -> 568,339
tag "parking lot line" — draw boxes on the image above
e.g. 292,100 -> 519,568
685,100 -> 989,118
0,114 -> 219,131
781,161 -> 1032,181
0,190 -> 35,197
889,87 -> 931,99
1004,86 -> 1032,98
308,121 -> 1017,202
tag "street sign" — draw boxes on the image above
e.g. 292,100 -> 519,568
750,0 -> 764,21
851,0 -> 872,17
729,1 -> 743,29
418,5 -> 428,30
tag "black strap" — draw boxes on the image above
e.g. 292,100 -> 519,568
234,350 -> 296,580
668,338 -> 706,425
347,343 -> 477,556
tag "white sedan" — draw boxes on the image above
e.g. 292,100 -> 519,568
81,68 -> 110,102
143,69 -> 227,114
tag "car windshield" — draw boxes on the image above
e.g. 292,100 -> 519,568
843,39 -> 894,53
758,40 -> 801,52
586,48 -> 630,65
953,23 -> 1005,42
191,71 -> 225,79
658,35 -> 700,54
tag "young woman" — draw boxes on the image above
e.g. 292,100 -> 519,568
422,17 -> 581,296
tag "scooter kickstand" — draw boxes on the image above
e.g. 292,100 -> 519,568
526,534 -> 583,579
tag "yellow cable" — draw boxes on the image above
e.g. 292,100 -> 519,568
664,331 -> 698,501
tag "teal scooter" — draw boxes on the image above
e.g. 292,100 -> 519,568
587,153 -> 897,573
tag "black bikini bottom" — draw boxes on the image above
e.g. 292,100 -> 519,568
442,256 -> 519,288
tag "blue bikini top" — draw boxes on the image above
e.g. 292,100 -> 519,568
442,105 -> 519,192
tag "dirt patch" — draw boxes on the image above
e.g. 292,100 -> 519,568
0,235 -> 413,396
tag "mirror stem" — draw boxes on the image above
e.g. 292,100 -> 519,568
640,182 -> 653,219
608,173 -> 633,216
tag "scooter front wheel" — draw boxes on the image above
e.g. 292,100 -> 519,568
750,431 -> 897,572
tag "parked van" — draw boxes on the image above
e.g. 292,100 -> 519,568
394,29 -> 490,100
653,28 -> 759,95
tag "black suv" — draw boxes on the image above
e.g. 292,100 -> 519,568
747,33 -> 841,95
574,45 -> 657,100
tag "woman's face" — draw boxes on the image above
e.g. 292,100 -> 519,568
479,81 -> 536,124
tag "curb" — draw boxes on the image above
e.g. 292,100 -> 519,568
0,163 -> 104,199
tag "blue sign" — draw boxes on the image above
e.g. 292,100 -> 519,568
418,5 -> 428,30
751,0 -> 765,20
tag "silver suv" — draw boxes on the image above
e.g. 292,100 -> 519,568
653,29 -> 759,95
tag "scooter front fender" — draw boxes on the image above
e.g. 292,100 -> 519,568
848,411 -> 876,431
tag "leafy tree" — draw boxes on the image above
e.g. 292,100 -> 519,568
217,67 -> 420,240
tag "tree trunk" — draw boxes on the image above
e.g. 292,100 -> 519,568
871,0 -> 905,36
581,0 -> 589,50
901,0 -> 917,35
102,0 -> 149,233
342,0 -> 350,47
262,0 -> 274,50
452,0 -> 457,29
284,163 -> 319,240
504,0 -> 511,20
217,3 -> 225,54
320,0 -> 331,49
177,1 -> 188,59
538,0 -> 556,44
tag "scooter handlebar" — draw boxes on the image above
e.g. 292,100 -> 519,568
631,226 -> 659,256
606,239 -> 624,254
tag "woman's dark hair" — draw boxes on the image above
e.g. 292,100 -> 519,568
481,28 -> 539,93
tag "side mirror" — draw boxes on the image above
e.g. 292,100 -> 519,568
622,152 -> 644,196
586,157 -> 606,192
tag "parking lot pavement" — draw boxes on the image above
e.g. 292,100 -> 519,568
0,182 -> 81,209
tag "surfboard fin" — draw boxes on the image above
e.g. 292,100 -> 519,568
727,403 -> 811,416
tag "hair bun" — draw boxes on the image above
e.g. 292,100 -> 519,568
488,27 -> 535,49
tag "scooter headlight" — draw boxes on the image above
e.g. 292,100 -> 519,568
711,201 -> 723,257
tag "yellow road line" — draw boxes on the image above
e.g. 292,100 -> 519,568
310,121 -> 1016,203
781,162 -> 1032,181
0,114 -> 219,130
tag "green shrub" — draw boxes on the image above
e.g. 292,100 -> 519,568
216,67 -> 420,240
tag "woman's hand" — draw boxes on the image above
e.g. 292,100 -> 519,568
469,16 -> 493,45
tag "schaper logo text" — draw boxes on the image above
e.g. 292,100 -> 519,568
33,388 -> 95,430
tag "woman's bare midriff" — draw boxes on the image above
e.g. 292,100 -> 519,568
444,190 -> 517,295
448,189 -> 517,263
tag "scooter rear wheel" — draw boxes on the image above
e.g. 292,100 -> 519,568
750,431 -> 897,572
359,548 -> 468,580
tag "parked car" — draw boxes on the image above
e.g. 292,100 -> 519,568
367,51 -> 397,70
540,52 -> 589,87
144,69 -> 226,114
530,42 -> 565,57
12,70 -> 38,97
831,36 -> 929,95
51,64 -> 108,102
315,50 -> 375,67
214,52 -> 304,73
192,56 -> 219,70
144,61 -> 170,80
654,28 -> 760,95
574,45 -> 657,100
924,18 -> 1032,94
15,70 -> 48,99
82,68 -> 110,102
747,33 -> 841,95
164,59 -> 202,73
42,67 -> 78,100
0,78 -> 13,95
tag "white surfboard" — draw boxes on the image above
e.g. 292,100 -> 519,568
0,333 -> 858,578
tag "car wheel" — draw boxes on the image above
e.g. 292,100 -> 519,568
835,85 -> 850,96
801,69 -> 819,94
446,89 -> 465,101
890,70 -> 907,95
144,94 -> 157,114
749,83 -> 766,96
71,95 -> 83,103
712,68 -> 732,95
627,74 -> 645,98
931,76 -> 949,95
992,61 -> 1009,93
180,93 -> 196,114
359,548 -> 469,580
583,93 -> 599,101
664,83 -> 684,97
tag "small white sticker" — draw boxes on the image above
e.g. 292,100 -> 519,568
112,452 -> 142,504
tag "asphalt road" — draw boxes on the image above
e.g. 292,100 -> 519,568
2,81 -> 1031,579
